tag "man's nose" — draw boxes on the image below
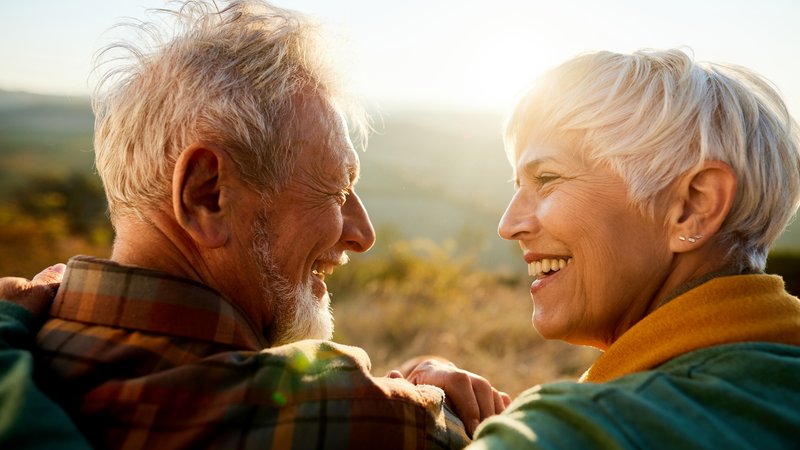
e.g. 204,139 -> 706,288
498,189 -> 537,241
341,191 -> 375,252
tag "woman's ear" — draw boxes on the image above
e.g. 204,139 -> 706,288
172,143 -> 231,248
667,160 -> 737,253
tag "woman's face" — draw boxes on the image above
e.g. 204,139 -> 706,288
498,143 -> 673,349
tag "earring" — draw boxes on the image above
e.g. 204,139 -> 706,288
679,233 -> 703,243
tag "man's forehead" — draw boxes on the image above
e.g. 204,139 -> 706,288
321,103 -> 359,176
296,126 -> 358,184
328,104 -> 358,165
329,134 -> 360,182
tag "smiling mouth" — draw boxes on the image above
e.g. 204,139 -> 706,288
311,262 -> 335,279
311,253 -> 349,281
528,257 -> 572,278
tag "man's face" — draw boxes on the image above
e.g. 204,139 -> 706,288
241,102 -> 375,346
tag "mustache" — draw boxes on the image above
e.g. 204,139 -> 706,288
317,252 -> 350,266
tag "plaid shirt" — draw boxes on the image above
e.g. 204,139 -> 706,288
36,256 -> 469,449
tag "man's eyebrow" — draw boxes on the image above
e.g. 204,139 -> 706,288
348,163 -> 360,185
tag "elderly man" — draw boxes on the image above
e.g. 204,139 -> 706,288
15,1 -> 508,448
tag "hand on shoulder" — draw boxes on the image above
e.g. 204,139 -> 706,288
0,264 -> 65,317
389,355 -> 512,436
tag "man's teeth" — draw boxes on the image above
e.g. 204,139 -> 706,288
528,258 -> 571,276
312,264 -> 334,276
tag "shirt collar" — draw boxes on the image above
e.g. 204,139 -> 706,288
50,255 -> 268,350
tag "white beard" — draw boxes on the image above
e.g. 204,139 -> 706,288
251,212 -> 334,347
271,284 -> 333,347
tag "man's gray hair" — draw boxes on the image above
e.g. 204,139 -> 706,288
506,49 -> 800,272
93,0 -> 366,222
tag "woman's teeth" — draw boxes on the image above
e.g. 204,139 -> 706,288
528,258 -> 571,277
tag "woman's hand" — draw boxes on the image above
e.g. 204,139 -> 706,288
389,356 -> 512,436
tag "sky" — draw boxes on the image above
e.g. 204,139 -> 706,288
2,0 -> 799,114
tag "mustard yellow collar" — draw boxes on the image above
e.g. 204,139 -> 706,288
581,274 -> 800,383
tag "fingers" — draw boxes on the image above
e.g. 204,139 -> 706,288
501,391 -> 512,408
436,368 -> 481,435
31,264 -> 66,286
493,389 -> 505,414
394,354 -> 452,377
405,359 -> 508,437
0,264 -> 64,317
472,375 -> 496,427
465,377 -> 511,429
386,370 -> 405,379
491,389 -> 512,412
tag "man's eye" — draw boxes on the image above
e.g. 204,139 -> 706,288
335,189 -> 350,205
535,174 -> 559,185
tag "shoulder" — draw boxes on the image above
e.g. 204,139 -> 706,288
582,341 -> 800,383
95,338 -> 452,412
471,343 -> 800,450
83,339 -> 470,449
207,339 -> 449,407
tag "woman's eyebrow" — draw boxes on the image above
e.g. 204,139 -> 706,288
517,157 -> 554,179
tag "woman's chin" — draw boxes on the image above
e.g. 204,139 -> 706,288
531,312 -> 566,341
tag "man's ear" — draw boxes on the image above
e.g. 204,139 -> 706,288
172,143 -> 230,248
667,160 -> 737,253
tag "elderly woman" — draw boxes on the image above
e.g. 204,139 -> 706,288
469,49 -> 800,448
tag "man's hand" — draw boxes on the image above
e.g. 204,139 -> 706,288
389,357 -> 512,436
0,264 -> 65,317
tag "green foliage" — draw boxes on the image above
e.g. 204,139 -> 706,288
0,92 -> 111,275
14,173 -> 109,238
0,173 -> 112,277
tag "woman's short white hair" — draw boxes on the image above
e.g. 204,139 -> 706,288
93,0 -> 365,222
505,48 -> 800,272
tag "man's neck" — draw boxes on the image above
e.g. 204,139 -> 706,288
108,208 -> 271,336
110,210 -> 207,283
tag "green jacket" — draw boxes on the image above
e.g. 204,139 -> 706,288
470,274 -> 800,449
0,300 -> 91,449
471,342 -> 800,449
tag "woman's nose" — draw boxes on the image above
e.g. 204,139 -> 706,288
498,189 -> 538,241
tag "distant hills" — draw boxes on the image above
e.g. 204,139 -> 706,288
0,90 -> 94,193
1,89 -> 798,274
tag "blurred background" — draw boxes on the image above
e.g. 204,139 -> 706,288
2,0 -> 799,395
